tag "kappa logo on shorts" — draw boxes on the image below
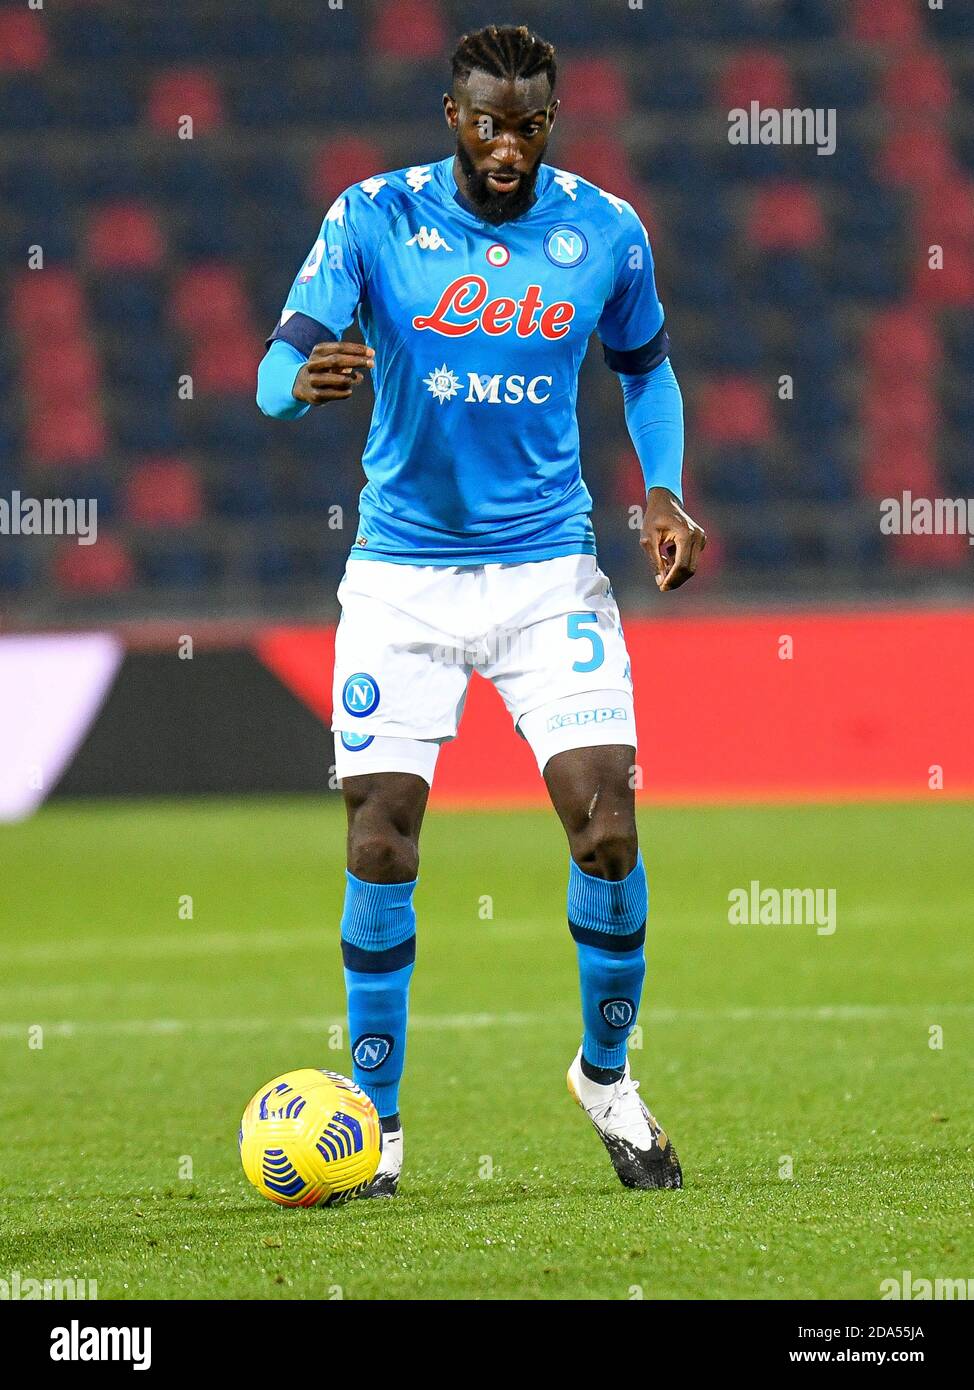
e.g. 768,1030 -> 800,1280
342,672 -> 380,717
600,998 -> 635,1029
340,731 -> 375,752
546,706 -> 628,732
352,1034 -> 394,1070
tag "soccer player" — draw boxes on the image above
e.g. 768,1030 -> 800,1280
257,24 -> 705,1194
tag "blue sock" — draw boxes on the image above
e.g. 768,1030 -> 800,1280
340,870 -> 416,1119
567,854 -> 647,1071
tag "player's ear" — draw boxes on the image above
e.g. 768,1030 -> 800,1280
548,98 -> 560,129
443,92 -> 458,130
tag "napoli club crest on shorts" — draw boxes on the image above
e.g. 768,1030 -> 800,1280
342,672 -> 380,717
340,731 -> 374,752
353,1034 -> 394,1070
600,997 -> 635,1029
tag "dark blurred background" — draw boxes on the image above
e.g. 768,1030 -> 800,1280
1,0 -> 973,624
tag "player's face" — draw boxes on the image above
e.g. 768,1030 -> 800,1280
444,71 -> 558,225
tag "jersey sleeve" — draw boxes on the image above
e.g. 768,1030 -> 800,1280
266,189 -> 374,356
596,204 -> 669,374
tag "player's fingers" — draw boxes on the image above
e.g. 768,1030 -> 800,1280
308,371 -> 363,390
658,529 -> 701,592
307,353 -> 373,375
639,528 -> 667,581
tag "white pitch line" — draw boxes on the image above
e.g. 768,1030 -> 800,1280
0,1003 -> 971,1041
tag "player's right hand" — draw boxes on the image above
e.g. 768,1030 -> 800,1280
292,341 -> 375,405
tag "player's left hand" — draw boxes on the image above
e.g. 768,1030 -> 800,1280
640,487 -> 707,592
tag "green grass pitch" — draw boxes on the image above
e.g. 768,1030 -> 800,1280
1,797 -> 971,1300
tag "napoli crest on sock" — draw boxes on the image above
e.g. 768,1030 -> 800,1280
599,997 -> 635,1029
353,1033 -> 394,1070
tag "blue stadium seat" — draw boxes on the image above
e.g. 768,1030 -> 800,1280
750,253 -> 823,310
707,446 -> 775,503
800,57 -> 872,111
55,7 -> 128,60
141,547 -> 213,587
0,78 -> 53,130
63,78 -> 138,130
90,276 -> 164,330
115,405 -> 182,454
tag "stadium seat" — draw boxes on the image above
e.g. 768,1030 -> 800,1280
696,377 -> 773,446
371,0 -> 448,60
27,405 -> 108,467
559,57 -> 630,119
881,50 -> 953,114
0,8 -> 49,72
309,136 -> 388,208
912,243 -> 974,306
880,123 -> 958,190
190,334 -> 260,396
9,269 -> 87,342
864,307 -> 940,378
54,535 -> 135,593
146,68 -> 224,135
170,265 -> 250,335
21,341 -> 100,401
716,51 -> 797,111
89,274 -> 164,330
746,183 -> 825,251
124,457 -> 205,526
85,203 -> 167,272
860,443 -> 940,498
850,0 -> 923,46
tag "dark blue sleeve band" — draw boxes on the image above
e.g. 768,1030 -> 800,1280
602,322 -> 671,375
266,312 -> 336,357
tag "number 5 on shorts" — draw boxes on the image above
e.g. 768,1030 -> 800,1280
567,612 -> 605,673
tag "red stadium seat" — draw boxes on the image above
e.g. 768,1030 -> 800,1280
27,404 -> 108,466
881,50 -> 953,114
557,133 -> 639,201
559,57 -> 630,120
863,380 -> 937,443
716,51 -> 796,112
371,0 -> 447,59
892,530 -> 969,567
695,377 -> 773,446
170,264 -> 250,335
918,177 -> 974,244
912,242 -> 974,306
863,306 -> 940,378
8,269 -> 87,343
86,202 -> 167,272
190,332 -> 260,394
125,457 -> 205,525
21,339 -> 101,400
0,8 -> 49,72
850,0 -> 923,47
54,535 -> 135,594
746,184 -> 825,252
147,68 -> 224,135
309,135 -> 387,207
879,122 -> 957,191
860,442 -> 939,498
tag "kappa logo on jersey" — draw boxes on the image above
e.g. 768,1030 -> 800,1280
406,225 -> 453,252
352,1034 -> 394,1070
600,998 -> 636,1030
342,672 -> 380,717
424,364 -> 552,405
298,238 -> 325,283
412,276 -> 576,339
544,226 -> 589,267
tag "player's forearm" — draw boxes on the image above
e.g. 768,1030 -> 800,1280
256,340 -> 312,419
620,357 -> 684,502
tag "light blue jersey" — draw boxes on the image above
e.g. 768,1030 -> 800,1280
266,157 -> 671,565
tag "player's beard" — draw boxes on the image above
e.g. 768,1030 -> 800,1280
455,140 -> 545,224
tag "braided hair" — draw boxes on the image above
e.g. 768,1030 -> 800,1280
451,24 -> 557,94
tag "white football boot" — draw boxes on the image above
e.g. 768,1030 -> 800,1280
567,1048 -> 682,1190
360,1116 -> 403,1198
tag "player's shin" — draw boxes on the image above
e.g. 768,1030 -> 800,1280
340,871 -> 417,1119
567,854 -> 647,1073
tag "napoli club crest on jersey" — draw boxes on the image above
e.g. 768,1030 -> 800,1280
544,226 -> 589,267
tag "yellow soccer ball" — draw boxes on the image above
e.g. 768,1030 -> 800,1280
239,1069 -> 381,1207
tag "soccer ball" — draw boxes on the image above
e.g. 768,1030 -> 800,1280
239,1069 -> 381,1207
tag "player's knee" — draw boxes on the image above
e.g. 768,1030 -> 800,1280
570,820 -> 638,880
347,828 -> 419,884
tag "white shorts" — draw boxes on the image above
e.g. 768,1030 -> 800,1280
331,554 -> 636,785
